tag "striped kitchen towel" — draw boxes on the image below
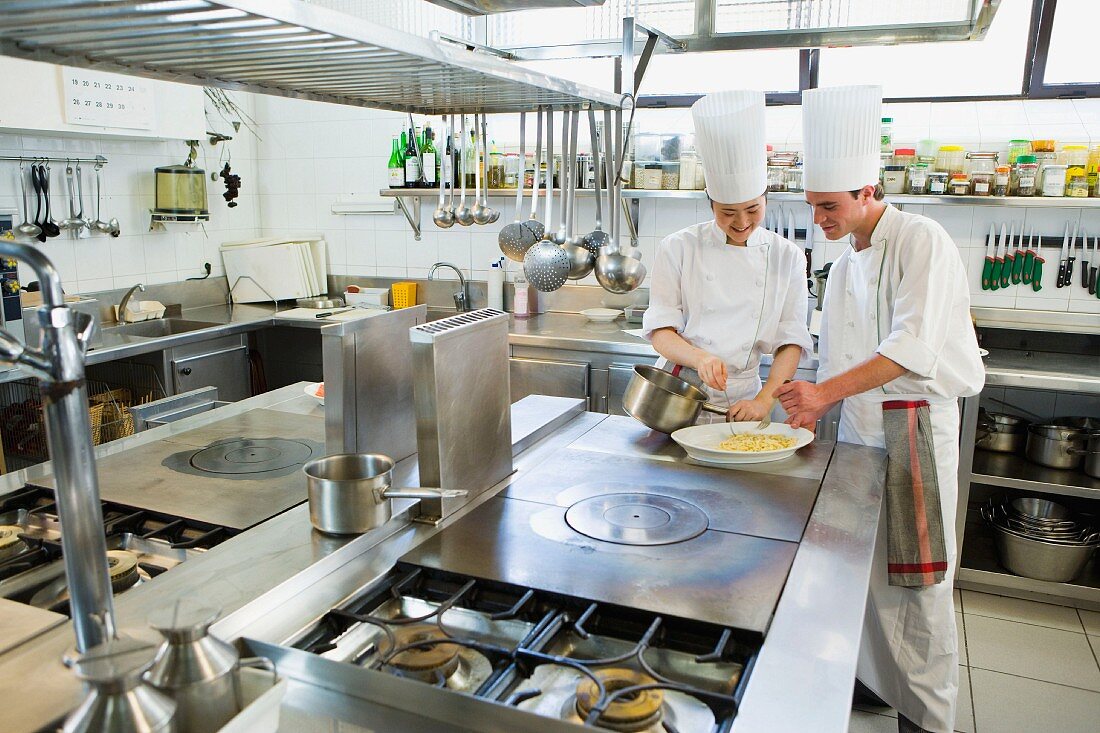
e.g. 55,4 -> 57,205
882,400 -> 948,588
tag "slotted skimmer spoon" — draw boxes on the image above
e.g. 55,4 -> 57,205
583,108 -> 608,254
523,110 -> 570,292
498,111 -> 535,260
562,110 -> 594,280
522,107 -> 546,243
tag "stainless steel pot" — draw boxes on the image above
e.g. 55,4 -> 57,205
622,365 -> 728,434
991,522 -> 1098,582
304,453 -> 466,535
975,411 -> 1028,453
1025,424 -> 1089,470
1082,433 -> 1100,479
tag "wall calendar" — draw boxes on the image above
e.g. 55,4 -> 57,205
61,66 -> 154,130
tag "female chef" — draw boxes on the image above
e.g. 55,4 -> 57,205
642,90 -> 812,421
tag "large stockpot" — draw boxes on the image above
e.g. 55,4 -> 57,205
622,365 -> 728,434
304,453 -> 466,535
1024,424 -> 1089,470
990,522 -> 1098,582
975,411 -> 1028,453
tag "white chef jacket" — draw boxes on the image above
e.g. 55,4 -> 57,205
817,204 -> 984,732
643,221 -> 813,406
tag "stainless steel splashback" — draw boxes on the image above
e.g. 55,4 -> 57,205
410,309 -> 513,495
322,306 -> 427,461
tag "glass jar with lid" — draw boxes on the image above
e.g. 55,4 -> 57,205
883,165 -> 907,194
1031,139 -> 1056,154
661,162 -> 681,190
993,165 -> 1011,196
1041,164 -> 1068,197
908,163 -> 929,194
1088,145 -> 1100,196
927,171 -> 950,194
971,171 -> 994,196
641,163 -> 662,190
678,149 -> 698,191
1015,155 -> 1039,196
785,166 -> 804,193
893,148 -> 916,168
1067,175 -> 1089,198
948,173 -> 971,195
767,165 -> 789,192
935,145 -> 966,174
967,151 -> 999,175
1007,140 -> 1032,165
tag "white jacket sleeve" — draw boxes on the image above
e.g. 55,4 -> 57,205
761,245 -> 814,364
875,221 -> 961,379
642,234 -> 687,339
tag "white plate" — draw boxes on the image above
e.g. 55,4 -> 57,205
580,308 -> 623,323
304,382 -> 324,405
671,422 -> 814,464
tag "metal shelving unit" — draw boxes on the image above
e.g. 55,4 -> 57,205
971,451 -> 1100,501
0,1 -> 623,115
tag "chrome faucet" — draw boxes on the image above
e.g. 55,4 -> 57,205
117,282 -> 145,322
428,262 -> 470,312
0,241 -> 114,653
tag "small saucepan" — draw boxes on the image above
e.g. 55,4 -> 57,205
975,410 -> 1028,454
622,365 -> 728,434
1024,424 -> 1090,470
304,453 -> 466,535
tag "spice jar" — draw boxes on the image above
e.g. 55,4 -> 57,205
882,165 -> 907,194
967,151 -> 999,175
1067,174 -> 1089,198
1008,140 -> 1031,165
1040,164 -> 1068,197
993,165 -> 1011,196
893,148 -> 916,168
971,171 -> 994,196
1031,139 -> 1056,154
948,173 -> 971,195
935,145 -> 966,174
908,163 -> 929,194
1015,155 -> 1039,196
661,162 -> 680,190
767,165 -> 788,192
1087,145 -> 1100,196
785,166 -> 804,193
927,171 -> 950,194
642,163 -> 662,190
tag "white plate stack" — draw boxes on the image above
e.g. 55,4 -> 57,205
221,235 -> 328,303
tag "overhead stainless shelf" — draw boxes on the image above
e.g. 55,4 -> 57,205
0,0 -> 623,115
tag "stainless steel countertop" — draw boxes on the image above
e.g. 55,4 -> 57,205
982,348 -> 1100,394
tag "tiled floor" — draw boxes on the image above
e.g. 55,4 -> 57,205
849,589 -> 1100,732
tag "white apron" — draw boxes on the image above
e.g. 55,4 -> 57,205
820,206 -> 984,732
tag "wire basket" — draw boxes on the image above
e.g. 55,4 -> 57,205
391,281 -> 418,309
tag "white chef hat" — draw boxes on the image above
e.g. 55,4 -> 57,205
802,85 -> 883,192
691,90 -> 767,205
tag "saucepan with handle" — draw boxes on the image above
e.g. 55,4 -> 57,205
304,453 -> 466,534
622,364 -> 727,434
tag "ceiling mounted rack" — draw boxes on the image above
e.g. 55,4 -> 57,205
0,0 -> 623,115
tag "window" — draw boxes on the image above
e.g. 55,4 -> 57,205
816,0 -> 1033,98
487,0 -> 695,48
638,49 -> 800,96
1041,0 -> 1100,85
715,0 -> 972,34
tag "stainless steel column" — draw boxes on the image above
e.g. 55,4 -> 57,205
410,309 -> 512,496
0,242 -> 114,652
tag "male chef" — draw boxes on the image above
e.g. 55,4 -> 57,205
775,85 -> 985,733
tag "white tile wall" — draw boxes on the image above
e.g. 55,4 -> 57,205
243,95 -> 1100,316
1,95 -> 261,295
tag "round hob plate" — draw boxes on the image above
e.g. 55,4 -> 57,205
189,438 -> 315,475
564,493 -> 708,546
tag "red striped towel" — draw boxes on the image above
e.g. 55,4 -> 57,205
882,400 -> 948,587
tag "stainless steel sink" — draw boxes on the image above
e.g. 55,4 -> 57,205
104,319 -> 222,338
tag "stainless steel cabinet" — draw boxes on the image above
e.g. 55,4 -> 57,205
607,364 -> 639,416
171,345 -> 250,402
509,357 -> 589,404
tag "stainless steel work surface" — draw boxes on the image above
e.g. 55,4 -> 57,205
158,408 -> 325,448
0,599 -> 66,656
569,414 -> 835,481
501,446 -> 824,543
401,495 -> 798,634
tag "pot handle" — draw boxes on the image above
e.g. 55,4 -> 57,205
701,403 -> 728,416
378,487 -> 468,501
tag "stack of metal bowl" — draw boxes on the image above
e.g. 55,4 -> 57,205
982,496 -> 1099,583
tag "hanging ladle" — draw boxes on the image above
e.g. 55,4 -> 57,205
498,110 -> 536,261
594,108 -> 646,294
481,114 -> 500,223
60,162 -> 85,231
472,113 -> 494,225
562,110 -> 594,280
92,165 -> 113,233
454,114 -> 474,226
583,108 -> 608,254
433,114 -> 456,228
38,163 -> 61,239
523,107 -> 570,293
521,106 -> 546,243
16,161 -> 41,238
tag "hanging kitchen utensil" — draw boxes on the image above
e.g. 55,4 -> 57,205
1057,222 -> 1070,288
562,110 -> 594,280
481,115 -> 499,223
38,163 -> 61,239
1020,227 -> 1034,285
551,110 -> 569,245
472,114 -> 494,226
74,161 -> 91,231
31,163 -> 46,242
1031,229 -> 1044,292
1080,228 -> 1090,289
981,224 -> 995,291
594,108 -> 646,294
583,108 -> 608,254
990,223 -> 1005,291
522,107 -> 546,243
16,161 -> 40,238
433,115 -> 456,229
523,110 -> 570,293
1000,222 -> 1013,289
1089,234 -> 1098,296
499,111 -> 534,260
1065,222 -> 1079,288
454,115 -> 474,226
60,163 -> 83,231
1010,222 -> 1025,284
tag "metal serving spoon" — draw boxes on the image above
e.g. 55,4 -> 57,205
433,114 -> 456,229
92,165 -> 113,233
454,114 -> 474,227
521,107 -> 546,243
472,114 -> 494,225
16,161 -> 41,238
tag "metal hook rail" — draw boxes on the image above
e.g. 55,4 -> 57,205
0,155 -> 109,168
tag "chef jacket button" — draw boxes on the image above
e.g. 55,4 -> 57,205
752,311 -> 760,319
870,312 -> 877,320
706,274 -> 715,282
844,353 -> 853,360
755,278 -> 764,287
847,320 -> 855,327
742,344 -> 750,352
869,278 -> 878,286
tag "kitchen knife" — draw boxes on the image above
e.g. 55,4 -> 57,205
1011,222 -> 1026,284
1031,233 -> 1044,292
787,209 -> 796,245
1021,227 -> 1035,285
1082,229 -> 1091,289
1001,222 -> 1014,289
991,223 -> 1005,291
1091,234 -> 1099,296
1065,223 -> 1078,288
981,224 -> 995,290
1056,222 -> 1069,288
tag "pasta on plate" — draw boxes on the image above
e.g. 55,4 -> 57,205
717,433 -> 796,452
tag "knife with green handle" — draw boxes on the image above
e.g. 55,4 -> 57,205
1021,228 -> 1035,285
1011,223 -> 1026,284
1031,238 -> 1044,292
1000,222 -> 1013,289
981,224 -> 995,291
990,223 -> 1005,291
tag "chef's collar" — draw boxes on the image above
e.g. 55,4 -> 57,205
708,220 -> 769,248
864,203 -> 901,251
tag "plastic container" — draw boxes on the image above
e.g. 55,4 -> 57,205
488,261 -> 504,310
660,162 -> 680,190
927,171 -> 950,194
1041,164 -> 1068,196
880,117 -> 893,153
785,167 -> 804,193
513,273 -> 530,318
1015,155 -> 1039,196
1068,175 -> 1089,198
882,165 -> 907,194
1088,145 -> 1100,196
907,163 -> 929,194
948,173 -> 971,195
893,148 -> 916,168
971,171 -> 994,196
993,165 -> 1011,196
678,150 -> 699,190
344,287 -> 389,307
391,281 -> 417,309
1008,140 -> 1031,165
1031,139 -> 1056,153
935,145 -> 966,174
641,163 -> 662,190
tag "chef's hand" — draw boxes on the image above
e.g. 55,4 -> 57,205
726,397 -> 771,422
694,353 -> 727,392
776,380 -> 833,430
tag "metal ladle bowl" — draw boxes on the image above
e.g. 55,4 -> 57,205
523,240 -> 570,292
594,244 -> 647,294
16,163 -> 41,237
562,239 -> 595,279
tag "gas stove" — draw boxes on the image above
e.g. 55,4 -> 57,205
0,486 -> 238,614
286,563 -> 754,732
